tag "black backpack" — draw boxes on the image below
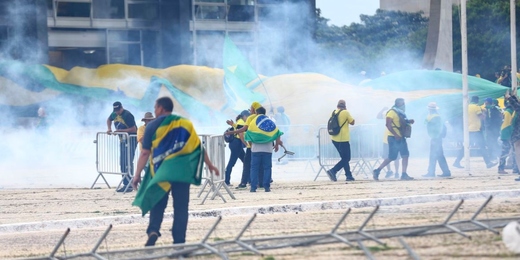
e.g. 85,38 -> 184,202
223,127 -> 235,143
327,110 -> 347,135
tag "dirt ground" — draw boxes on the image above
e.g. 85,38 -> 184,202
1,159 -> 520,259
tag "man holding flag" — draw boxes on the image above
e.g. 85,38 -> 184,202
132,97 -> 219,246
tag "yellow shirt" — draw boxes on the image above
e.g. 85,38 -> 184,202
468,103 -> 483,132
330,109 -> 355,142
386,109 -> 401,137
137,125 -> 146,150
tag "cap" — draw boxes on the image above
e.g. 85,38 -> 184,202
113,101 -> 122,111
240,110 -> 251,117
251,101 -> 262,110
337,99 -> 346,109
427,102 -> 439,110
141,112 -> 155,121
485,97 -> 493,103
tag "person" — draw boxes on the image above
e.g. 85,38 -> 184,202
503,90 -> 520,181
484,98 -> 503,160
453,96 -> 497,169
107,101 -> 138,192
35,106 -> 48,133
244,107 -> 283,192
498,100 -> 517,174
131,96 -> 220,246
377,106 -> 400,179
226,102 -> 263,190
137,112 -> 155,151
422,102 -> 451,178
326,99 -> 356,182
224,110 -> 249,186
372,98 -> 415,181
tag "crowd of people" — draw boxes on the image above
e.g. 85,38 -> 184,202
102,89 -> 520,248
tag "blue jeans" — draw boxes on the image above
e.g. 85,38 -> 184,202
147,182 -> 191,244
250,152 -> 272,190
225,139 -> 245,185
120,137 -> 137,185
331,141 -> 352,178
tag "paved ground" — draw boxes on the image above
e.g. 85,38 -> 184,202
1,158 -> 520,259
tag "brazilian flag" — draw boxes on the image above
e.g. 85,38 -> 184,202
132,115 -> 204,216
245,114 -> 283,144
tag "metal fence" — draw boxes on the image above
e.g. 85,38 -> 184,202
273,124 -> 317,162
197,134 -> 235,205
92,132 -> 137,193
26,196 -> 519,260
315,124 -> 381,181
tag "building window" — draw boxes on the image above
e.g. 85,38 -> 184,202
128,3 -> 158,19
56,1 -> 91,18
227,0 -> 254,22
93,0 -> 125,19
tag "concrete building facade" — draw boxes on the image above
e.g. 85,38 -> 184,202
0,0 -> 315,74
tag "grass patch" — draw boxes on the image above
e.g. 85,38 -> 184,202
263,256 -> 275,260
365,245 -> 394,252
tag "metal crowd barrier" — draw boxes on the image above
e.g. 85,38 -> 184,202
197,134 -> 235,205
274,124 -> 317,162
92,132 -> 137,193
315,124 -> 381,181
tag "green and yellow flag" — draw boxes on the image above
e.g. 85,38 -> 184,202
245,114 -> 283,144
132,115 -> 204,216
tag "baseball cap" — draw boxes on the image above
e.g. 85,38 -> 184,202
484,97 -> 493,103
251,101 -> 262,110
113,101 -> 122,111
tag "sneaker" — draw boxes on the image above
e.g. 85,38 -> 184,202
437,173 -> 451,178
452,163 -> 464,169
486,161 -> 498,169
145,232 -> 159,247
384,171 -> 393,179
400,173 -> 414,180
226,183 -> 233,187
513,169 -> 520,174
346,176 -> 355,181
326,170 -> 337,182
373,168 -> 381,181
235,184 -> 247,189
394,172 -> 400,179
116,186 -> 133,193
498,169 -> 509,174
515,177 -> 520,181
250,189 -> 256,192
265,188 -> 271,192
422,173 -> 435,178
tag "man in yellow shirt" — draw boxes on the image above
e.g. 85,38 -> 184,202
326,100 -> 356,182
137,112 -> 155,151
372,98 -> 415,181
453,96 -> 497,168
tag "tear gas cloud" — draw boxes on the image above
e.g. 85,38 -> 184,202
1,1 -> 445,189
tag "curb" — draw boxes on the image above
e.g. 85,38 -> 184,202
1,189 -> 519,233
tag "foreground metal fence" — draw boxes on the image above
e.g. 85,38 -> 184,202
92,132 -> 137,193
25,196 -> 518,260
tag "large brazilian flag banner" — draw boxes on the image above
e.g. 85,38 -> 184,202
133,115 -> 204,216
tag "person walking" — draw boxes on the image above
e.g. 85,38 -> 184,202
498,101 -> 517,174
422,102 -> 451,178
503,91 -> 520,181
107,101 -> 138,192
326,99 -> 356,182
372,98 -> 415,181
132,97 -> 220,246
484,98 -> 503,160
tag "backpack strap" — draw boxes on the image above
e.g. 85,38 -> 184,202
334,109 -> 348,129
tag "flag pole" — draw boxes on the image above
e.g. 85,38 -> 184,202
461,0 -> 471,175
512,0 -> 517,94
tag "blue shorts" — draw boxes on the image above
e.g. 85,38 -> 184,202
387,136 -> 409,160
